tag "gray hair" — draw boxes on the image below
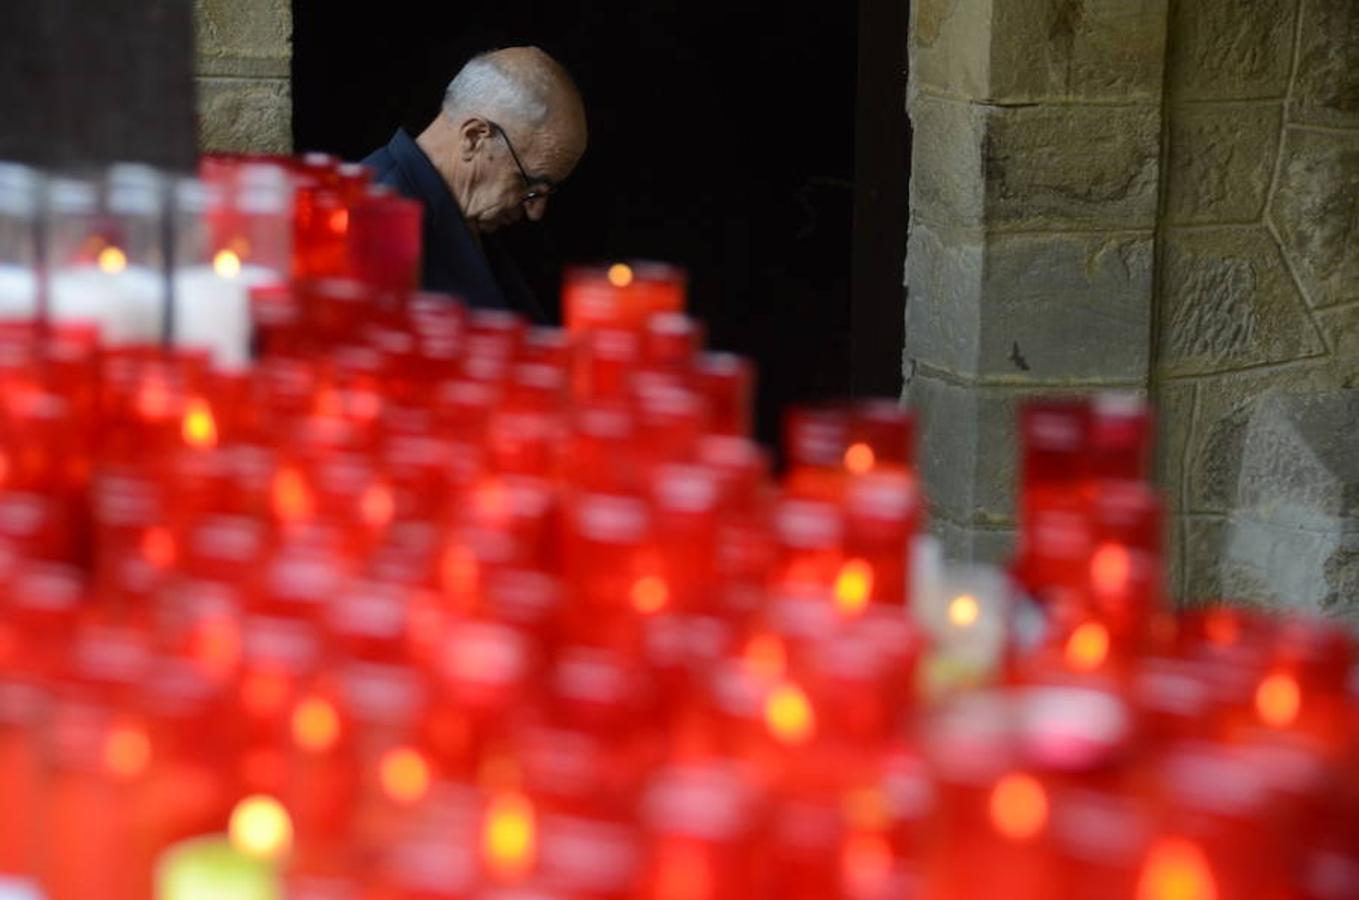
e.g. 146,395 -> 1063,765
442,52 -> 551,128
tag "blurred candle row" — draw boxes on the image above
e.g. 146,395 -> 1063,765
0,151 -> 1354,900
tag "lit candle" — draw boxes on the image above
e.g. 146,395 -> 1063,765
172,252 -> 280,370
49,262 -> 166,343
0,264 -> 37,318
154,836 -> 280,900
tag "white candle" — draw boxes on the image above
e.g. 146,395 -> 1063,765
172,260 -> 280,370
49,265 -> 166,344
0,263 -> 37,318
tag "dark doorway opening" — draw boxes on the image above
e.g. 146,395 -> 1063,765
292,1 -> 903,448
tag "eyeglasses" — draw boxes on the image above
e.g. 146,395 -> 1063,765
487,120 -> 557,205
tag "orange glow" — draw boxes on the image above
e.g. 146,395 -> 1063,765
103,724 -> 151,779
140,525 -> 176,569
291,696 -> 341,753
441,544 -> 479,599
315,387 -> 343,418
212,249 -> 243,278
654,842 -> 713,900
743,634 -> 787,683
136,377 -> 173,420
181,398 -> 218,448
97,245 -> 127,274
989,773 -> 1048,841
607,263 -> 634,288
948,594 -> 981,628
229,794 -> 293,860
765,681 -> 816,746
241,669 -> 291,718
1065,621 -> 1111,672
1255,672 -> 1302,729
630,574 -> 670,614
483,791 -> 536,880
271,467 -> 313,523
191,615 -> 241,679
843,441 -> 876,475
1136,838 -> 1219,900
833,557 -> 874,616
1091,542 -> 1132,595
328,208 -> 349,234
1204,610 -> 1240,646
473,479 -> 511,522
841,832 -> 894,894
361,482 -> 396,528
379,746 -> 432,805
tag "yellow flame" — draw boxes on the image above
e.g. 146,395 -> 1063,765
182,398 -> 218,448
1065,621 -> 1111,672
765,681 -> 816,746
97,245 -> 128,274
1255,672 -> 1301,729
948,594 -> 981,628
483,791 -> 536,880
1136,838 -> 1219,900
229,794 -> 293,860
607,263 -> 634,288
380,746 -> 432,805
291,696 -> 341,753
833,558 -> 874,616
213,249 -> 243,278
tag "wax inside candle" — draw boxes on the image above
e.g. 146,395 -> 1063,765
0,265 -> 37,319
172,264 -> 279,370
50,266 -> 166,343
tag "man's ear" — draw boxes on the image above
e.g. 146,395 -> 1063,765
458,117 -> 493,161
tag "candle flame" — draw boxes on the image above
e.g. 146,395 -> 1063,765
291,696 -> 341,753
181,398 -> 218,448
833,557 -> 874,616
213,249 -> 243,278
103,724 -> 151,780
1255,672 -> 1301,729
1091,542 -> 1132,596
271,467 -> 313,523
1136,838 -> 1219,900
948,594 -> 981,628
765,681 -> 816,746
229,794 -> 293,860
1065,621 -> 1110,672
630,574 -> 669,614
607,263 -> 634,288
97,245 -> 128,274
483,791 -> 536,880
843,441 -> 876,475
379,746 -> 432,805
989,773 -> 1047,841
328,208 -> 349,234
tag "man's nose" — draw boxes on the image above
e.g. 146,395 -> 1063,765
525,196 -> 548,222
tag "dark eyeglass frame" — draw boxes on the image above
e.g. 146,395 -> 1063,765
486,120 -> 557,205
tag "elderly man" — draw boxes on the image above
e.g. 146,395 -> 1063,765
362,47 -> 587,322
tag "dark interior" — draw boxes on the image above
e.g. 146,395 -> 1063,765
293,1 -> 882,449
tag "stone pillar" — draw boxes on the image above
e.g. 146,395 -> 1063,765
1157,0 -> 1359,615
194,0 -> 293,154
904,0 -> 1168,562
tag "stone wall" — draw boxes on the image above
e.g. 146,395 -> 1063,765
1157,0 -> 1359,615
904,0 -> 1169,562
905,0 -> 1359,619
194,0 -> 292,154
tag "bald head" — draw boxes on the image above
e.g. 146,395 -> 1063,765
424,47 -> 587,234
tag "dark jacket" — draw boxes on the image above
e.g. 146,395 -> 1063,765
361,128 -> 546,322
